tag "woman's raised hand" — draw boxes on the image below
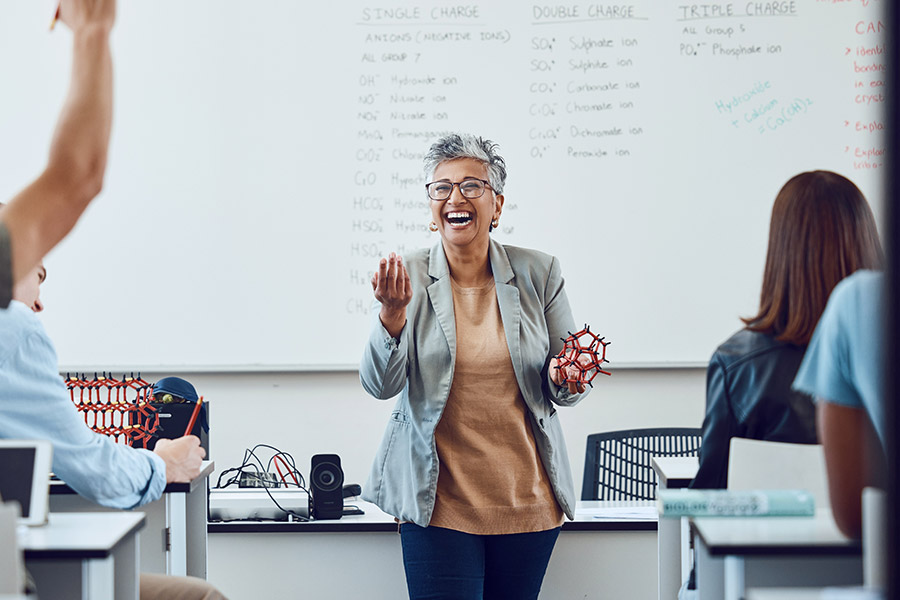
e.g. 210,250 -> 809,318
372,252 -> 412,337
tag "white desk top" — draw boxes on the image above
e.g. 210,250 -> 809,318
19,512 -> 145,558
651,456 -> 699,488
692,508 -> 859,556
747,588 -> 882,600
209,500 -> 658,533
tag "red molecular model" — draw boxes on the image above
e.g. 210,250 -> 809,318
554,324 -> 611,387
65,372 -> 160,448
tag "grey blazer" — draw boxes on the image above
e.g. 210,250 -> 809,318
360,238 -> 590,526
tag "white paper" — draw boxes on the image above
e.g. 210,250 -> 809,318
578,506 -> 659,521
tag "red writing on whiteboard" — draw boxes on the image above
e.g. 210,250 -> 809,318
855,120 -> 885,133
854,93 -> 885,105
854,147 -> 885,159
855,21 -> 885,35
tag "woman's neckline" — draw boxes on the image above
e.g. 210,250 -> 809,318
450,273 -> 495,289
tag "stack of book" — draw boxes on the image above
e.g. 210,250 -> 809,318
657,489 -> 815,518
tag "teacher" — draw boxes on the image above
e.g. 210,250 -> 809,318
360,133 -> 593,599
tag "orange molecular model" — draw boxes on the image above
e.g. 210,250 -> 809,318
554,324 -> 611,387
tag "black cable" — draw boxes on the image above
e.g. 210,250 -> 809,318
211,443 -> 311,521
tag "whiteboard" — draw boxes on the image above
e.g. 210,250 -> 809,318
0,0 -> 888,371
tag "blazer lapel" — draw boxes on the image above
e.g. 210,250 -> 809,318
490,240 -> 525,387
426,241 -> 456,358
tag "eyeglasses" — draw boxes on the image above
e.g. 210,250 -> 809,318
425,178 -> 493,201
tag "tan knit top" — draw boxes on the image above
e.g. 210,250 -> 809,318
428,277 -> 564,534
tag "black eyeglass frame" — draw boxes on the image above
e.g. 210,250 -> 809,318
424,178 -> 494,201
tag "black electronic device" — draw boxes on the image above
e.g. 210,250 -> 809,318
342,483 -> 362,499
136,402 -> 210,458
309,454 -> 344,520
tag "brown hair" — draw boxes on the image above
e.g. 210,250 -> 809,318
743,170 -> 883,345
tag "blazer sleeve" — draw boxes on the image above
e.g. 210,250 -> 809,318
542,255 -> 589,407
691,353 -> 740,489
359,301 -> 410,400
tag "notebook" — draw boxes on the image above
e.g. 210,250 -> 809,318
0,440 -> 53,526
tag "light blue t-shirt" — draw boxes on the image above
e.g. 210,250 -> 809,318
0,300 -> 166,509
793,270 -> 886,448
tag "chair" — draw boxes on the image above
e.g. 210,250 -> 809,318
581,427 -> 702,501
0,501 -> 24,594
726,438 -> 829,508
862,486 -> 886,589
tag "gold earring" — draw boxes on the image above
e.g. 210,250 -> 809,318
429,221 -> 439,232
491,218 -> 499,228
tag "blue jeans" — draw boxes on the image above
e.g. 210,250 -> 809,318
400,524 -> 561,600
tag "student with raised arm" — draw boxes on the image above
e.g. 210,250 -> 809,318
0,0 -> 116,307
0,2 -> 226,597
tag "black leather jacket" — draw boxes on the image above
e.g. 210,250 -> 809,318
690,329 -> 818,489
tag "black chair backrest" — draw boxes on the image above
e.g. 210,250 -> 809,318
581,427 -> 702,501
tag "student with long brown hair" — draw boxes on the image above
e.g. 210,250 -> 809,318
691,170 -> 883,489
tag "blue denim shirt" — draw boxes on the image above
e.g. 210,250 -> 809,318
0,301 -> 166,509
360,239 -> 590,526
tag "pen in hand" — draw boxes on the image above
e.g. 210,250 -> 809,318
183,397 -> 204,437
50,4 -> 60,31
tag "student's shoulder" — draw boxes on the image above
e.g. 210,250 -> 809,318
712,328 -> 803,371
828,269 -> 883,309
0,301 -> 43,337
0,302 -> 47,363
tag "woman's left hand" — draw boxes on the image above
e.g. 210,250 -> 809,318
549,353 -> 586,394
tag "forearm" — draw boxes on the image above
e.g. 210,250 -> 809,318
818,401 -> 881,538
54,438 -> 166,509
49,26 -> 113,191
3,27 -> 113,283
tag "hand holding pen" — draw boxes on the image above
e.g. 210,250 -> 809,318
184,397 -> 204,437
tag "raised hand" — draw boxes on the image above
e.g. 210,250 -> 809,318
371,252 -> 411,338
57,0 -> 117,34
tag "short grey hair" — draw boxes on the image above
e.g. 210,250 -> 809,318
423,134 -> 507,194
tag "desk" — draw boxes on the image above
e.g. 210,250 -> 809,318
49,460 -> 214,578
652,455 -> 698,600
21,512 -> 144,600
692,509 -> 862,600
208,500 -> 659,599
747,588 -> 882,600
